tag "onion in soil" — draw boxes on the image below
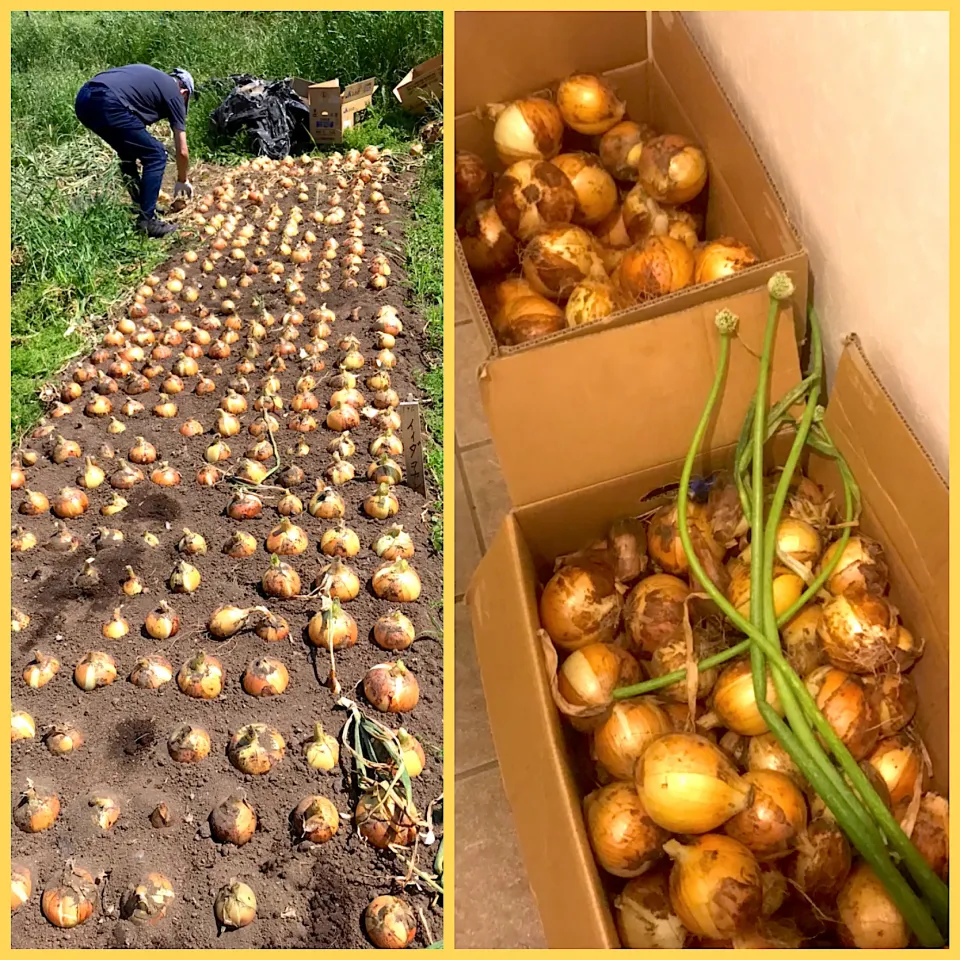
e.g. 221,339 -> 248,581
364,895 -> 418,949
214,880 -> 257,930
119,873 -> 175,925
293,795 -> 340,843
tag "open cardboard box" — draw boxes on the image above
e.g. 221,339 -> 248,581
393,54 -> 443,115
454,11 -> 808,356
466,291 -> 948,947
292,76 -> 377,145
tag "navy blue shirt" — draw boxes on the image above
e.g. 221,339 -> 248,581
89,64 -> 187,132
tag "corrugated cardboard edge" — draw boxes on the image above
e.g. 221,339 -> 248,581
393,54 -> 443,113
466,518 -> 620,949
478,287 -> 801,507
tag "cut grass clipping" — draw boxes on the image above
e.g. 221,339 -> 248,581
11,10 -> 444,506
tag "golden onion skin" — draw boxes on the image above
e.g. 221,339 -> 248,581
723,770 -> 808,861
787,815 -> 852,904
867,673 -> 918,737
708,659 -> 784,737
817,592 -> 899,674
619,235 -> 695,301
664,834 -> 763,940
837,862 -> 909,949
615,870 -> 688,948
457,200 -> 518,275
521,224 -> 608,301
564,279 -> 624,327
694,238 -> 758,284
804,665 -> 880,761
493,97 -> 564,165
911,793 -> 949,881
557,642 -> 640,708
495,294 -> 566,345
638,134 -> 708,205
454,149 -> 493,212
622,573 -> 689,658
593,698 -> 673,780
556,73 -> 626,135
819,536 -> 889,598
599,120 -> 658,181
540,561 -> 623,651
494,160 -> 577,241
583,781 -> 670,878
552,152 -> 618,226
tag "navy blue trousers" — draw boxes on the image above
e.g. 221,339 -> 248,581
75,82 -> 167,219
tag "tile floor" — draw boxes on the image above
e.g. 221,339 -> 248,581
454,307 -> 547,948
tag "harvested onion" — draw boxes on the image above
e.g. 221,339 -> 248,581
704,658 -> 783,737
494,160 -> 577,241
556,73 -> 625,135
522,224 -> 607,301
457,200 -> 518,275
619,235 -> 695,301
557,642 -> 640,710
599,120 -> 657,181
818,592 -> 899,673
584,781 -> 669,878
614,870 -> 687,948
723,770 -> 807,861
552,152 -> 618,225
564,279 -> 624,327
454,149 -> 493,211
637,134 -> 708,204
623,573 -> 688,657
540,561 -> 622,651
636,733 -> 753,834
593,698 -> 672,780
804,665 -> 879,761
694,238 -> 758,284
837,862 -> 908,949
490,97 -> 564,165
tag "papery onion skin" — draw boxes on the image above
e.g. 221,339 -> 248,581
723,771 -> 808,861
457,200 -> 518,275
647,501 -> 722,577
728,558 -> 803,622
866,672 -> 917,737
694,238 -> 759,284
615,870 -> 688,949
664,834 -> 763,940
623,573 -> 688,658
521,224 -> 608,301
780,605 -> 826,679
584,781 -> 670,878
866,734 -> 923,815
557,642 -> 640,708
646,626 -> 722,703
494,160 -> 577,241
364,895 -> 418,949
593,698 -> 673,780
564,279 -> 625,327
552,152 -> 618,226
621,183 -> 670,245
556,73 -> 625,135
540,561 -> 622,651
620,236 -> 693,301
495,294 -> 566,345
599,120 -> 658,181
817,592 -> 899,674
819,536 -> 888,597
804,665 -> 879,761
746,733 -> 807,792
911,793 -> 949,881
492,97 -> 564,165
707,659 -> 783,737
454,149 -> 493,212
636,733 -> 754,834
837,862 -> 909,949
638,134 -> 708,205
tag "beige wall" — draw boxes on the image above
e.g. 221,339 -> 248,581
683,11 -> 949,475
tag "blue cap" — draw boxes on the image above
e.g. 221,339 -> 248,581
171,68 -> 195,106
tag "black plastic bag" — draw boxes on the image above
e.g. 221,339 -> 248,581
209,75 -> 312,160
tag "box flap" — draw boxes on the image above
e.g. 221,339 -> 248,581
393,54 -> 443,114
467,517 -> 619,949
454,11 -> 648,115
479,286 -> 801,506
811,338 -> 949,789
342,77 -> 377,104
290,77 -> 312,100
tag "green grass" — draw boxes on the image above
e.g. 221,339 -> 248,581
11,12 -> 444,536
404,144 -> 444,552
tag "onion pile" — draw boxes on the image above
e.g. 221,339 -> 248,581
537,468 -> 943,949
457,74 -> 760,345
11,148 -> 439,942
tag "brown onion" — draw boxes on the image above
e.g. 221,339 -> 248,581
620,235 -> 695,301
491,97 -> 564,165
557,642 -> 639,709
522,223 -> 607,301
705,659 -> 783,737
866,735 -> 923,816
837,862 -> 908,949
663,835 -> 762,940
818,592 -> 899,673
819,535 -> 888,597
867,673 -> 918,737
494,160 -> 577,241
780,604 -> 826,678
494,293 -> 566,345
623,573 -> 688,657
454,149 -> 493,212
593,698 -> 672,780
723,771 -> 807,861
457,200 -> 518,275
911,793 -> 949,880
804,665 -> 879,761
638,134 -> 708,204
556,73 -> 625,135
621,183 -> 670,245
599,120 -> 657,181
364,661 -> 419,713
564,279 -> 625,327
746,733 -> 807,791
539,561 -> 622,651
615,870 -> 688,948
584,781 -> 669,878
694,238 -> 759,284
552,152 -> 618,225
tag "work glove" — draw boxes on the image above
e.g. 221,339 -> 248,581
174,181 -> 194,200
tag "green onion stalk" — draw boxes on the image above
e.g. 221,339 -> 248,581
665,282 -> 946,946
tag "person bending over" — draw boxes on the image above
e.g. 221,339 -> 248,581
75,64 -> 195,238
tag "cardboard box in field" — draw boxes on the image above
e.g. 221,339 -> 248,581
393,54 -> 443,115
454,11 -> 809,355
292,76 -> 377,145
466,290 -> 948,948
